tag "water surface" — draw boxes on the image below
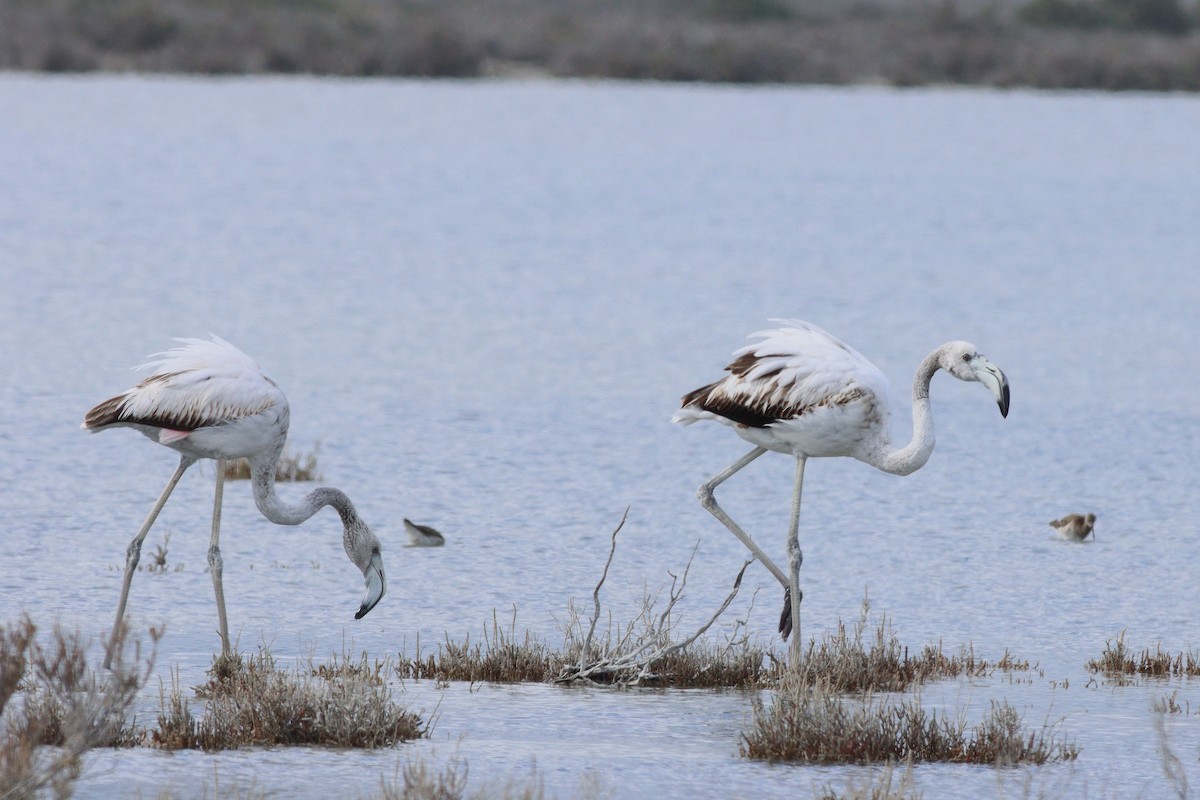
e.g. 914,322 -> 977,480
1,74 -> 1198,798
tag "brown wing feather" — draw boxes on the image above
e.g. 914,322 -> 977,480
83,394 -> 130,430
83,390 -> 208,432
680,353 -> 866,428
83,372 -> 210,432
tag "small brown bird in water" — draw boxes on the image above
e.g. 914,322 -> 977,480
403,518 -> 445,547
1049,513 -> 1096,541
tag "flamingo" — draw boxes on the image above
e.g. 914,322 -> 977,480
673,319 -> 1010,661
1050,513 -> 1096,541
83,335 -> 386,668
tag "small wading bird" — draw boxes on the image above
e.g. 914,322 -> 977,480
673,319 -> 1010,662
403,518 -> 445,547
84,336 -> 386,668
1050,513 -> 1096,541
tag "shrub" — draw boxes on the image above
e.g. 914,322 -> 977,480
741,676 -> 1078,764
1,618 -> 156,798
154,649 -> 424,750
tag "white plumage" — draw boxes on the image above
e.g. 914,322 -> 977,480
88,336 -> 285,452
673,320 -> 894,463
676,319 -> 1010,660
84,336 -> 386,667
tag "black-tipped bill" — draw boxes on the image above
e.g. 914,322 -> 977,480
355,550 -> 386,620
971,358 -> 1010,420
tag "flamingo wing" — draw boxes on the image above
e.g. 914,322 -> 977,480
675,319 -> 891,428
83,336 -> 280,434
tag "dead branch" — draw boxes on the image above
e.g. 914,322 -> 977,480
556,510 -> 752,686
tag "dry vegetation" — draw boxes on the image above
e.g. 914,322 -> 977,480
1,618 -> 156,800
817,761 -> 921,800
153,649 -> 424,750
401,516 -> 1034,692
742,675 -> 1078,764
224,443 -> 323,482
401,518 -> 774,688
1,0 -> 1198,90
1086,631 -> 1200,678
370,756 -> 556,800
789,600 -> 1033,693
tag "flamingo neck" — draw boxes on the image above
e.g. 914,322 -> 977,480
875,349 -> 941,476
249,450 -> 359,528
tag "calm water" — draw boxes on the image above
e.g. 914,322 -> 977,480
1,74 -> 1199,798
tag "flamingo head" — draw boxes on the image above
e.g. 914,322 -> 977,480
942,341 -> 1010,419
345,519 -> 386,619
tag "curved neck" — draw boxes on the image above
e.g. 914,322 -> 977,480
249,451 -> 360,527
875,349 -> 941,476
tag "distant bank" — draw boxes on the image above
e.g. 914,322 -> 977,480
1,0 -> 1198,91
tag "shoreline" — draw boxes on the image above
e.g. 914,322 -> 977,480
1,0 -> 1199,93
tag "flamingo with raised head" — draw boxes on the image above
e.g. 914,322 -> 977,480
84,336 -> 386,668
674,319 -> 1010,661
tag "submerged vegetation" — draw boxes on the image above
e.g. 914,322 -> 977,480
1086,631 -> 1200,678
1,0 -> 1199,91
370,756 -> 560,800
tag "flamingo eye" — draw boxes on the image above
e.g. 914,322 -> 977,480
962,352 -> 972,362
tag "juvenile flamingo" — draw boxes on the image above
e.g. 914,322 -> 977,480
84,336 -> 386,668
673,319 -> 1010,661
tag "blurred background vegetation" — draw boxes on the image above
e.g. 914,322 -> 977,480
0,0 -> 1197,89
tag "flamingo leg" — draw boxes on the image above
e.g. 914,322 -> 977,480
697,446 -> 789,588
105,454 -> 195,670
208,460 -> 231,657
785,456 -> 807,665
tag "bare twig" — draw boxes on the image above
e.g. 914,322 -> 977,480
556,509 -> 753,686
577,507 -> 628,676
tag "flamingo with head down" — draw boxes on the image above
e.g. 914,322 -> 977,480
84,336 -> 386,668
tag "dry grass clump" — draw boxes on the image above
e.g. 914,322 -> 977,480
1086,631 -> 1200,678
1152,690 -> 1188,714
1,618 -> 157,799
741,675 -> 1078,765
369,757 -> 554,800
792,600 -> 1033,694
817,760 -> 921,800
402,610 -> 561,685
223,443 -> 322,482
153,648 -> 424,750
401,609 -> 773,689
